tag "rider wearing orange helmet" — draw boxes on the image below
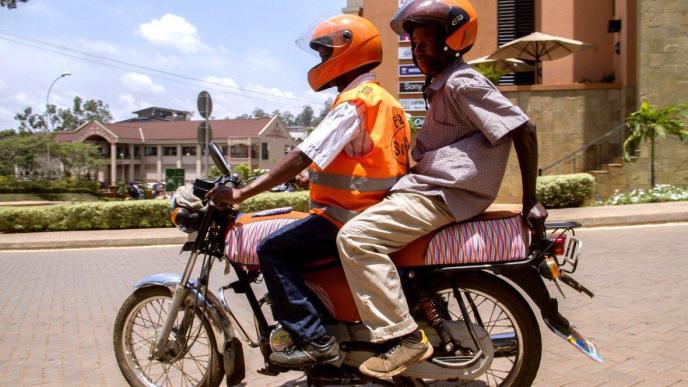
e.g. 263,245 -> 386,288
336,0 -> 548,378
210,14 -> 411,367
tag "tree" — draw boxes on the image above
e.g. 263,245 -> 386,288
0,0 -> 28,9
0,133 -> 51,176
623,102 -> 688,187
14,96 -> 113,132
251,108 -> 269,119
52,141 -> 104,177
295,105 -> 315,127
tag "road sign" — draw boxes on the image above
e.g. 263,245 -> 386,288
197,121 -> 213,145
165,168 -> 185,192
399,64 -> 422,77
399,81 -> 425,94
197,90 -> 213,119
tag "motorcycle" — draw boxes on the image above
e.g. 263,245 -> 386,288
113,142 -> 602,387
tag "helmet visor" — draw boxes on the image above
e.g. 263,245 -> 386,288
390,0 -> 452,36
296,19 -> 354,62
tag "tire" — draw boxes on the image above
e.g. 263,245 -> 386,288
113,286 -> 224,387
415,272 -> 542,387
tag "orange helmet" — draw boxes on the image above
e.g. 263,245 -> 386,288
298,15 -> 382,92
390,0 -> 478,54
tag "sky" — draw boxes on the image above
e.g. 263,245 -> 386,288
0,0 -> 348,130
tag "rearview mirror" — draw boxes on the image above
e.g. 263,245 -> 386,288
209,142 -> 231,176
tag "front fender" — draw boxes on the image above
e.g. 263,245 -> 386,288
134,273 -> 236,354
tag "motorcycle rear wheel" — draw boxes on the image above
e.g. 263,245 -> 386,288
113,286 -> 224,387
413,273 -> 542,387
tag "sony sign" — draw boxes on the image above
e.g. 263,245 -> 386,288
399,81 -> 425,94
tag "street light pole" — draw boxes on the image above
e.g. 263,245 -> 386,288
45,71 -> 71,131
44,72 -> 71,177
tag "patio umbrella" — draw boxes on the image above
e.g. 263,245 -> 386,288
467,56 -> 535,74
488,32 -> 592,83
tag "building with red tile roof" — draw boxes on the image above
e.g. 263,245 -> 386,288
54,112 -> 293,185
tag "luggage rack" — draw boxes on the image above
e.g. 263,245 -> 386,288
541,221 -> 583,274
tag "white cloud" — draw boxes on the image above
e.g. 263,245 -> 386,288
154,52 -> 179,68
205,76 -> 239,89
0,78 -> 7,90
121,73 -> 165,94
116,94 -> 152,118
0,107 -> 14,123
75,39 -> 121,56
137,14 -> 209,53
13,92 -> 30,104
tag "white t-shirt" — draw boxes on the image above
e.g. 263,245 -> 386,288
297,73 -> 375,169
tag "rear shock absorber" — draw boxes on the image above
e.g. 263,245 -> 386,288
419,294 -> 456,353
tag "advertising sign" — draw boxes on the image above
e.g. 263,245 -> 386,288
399,81 -> 425,94
398,46 -> 413,60
400,98 -> 426,112
409,116 -> 426,128
399,65 -> 422,77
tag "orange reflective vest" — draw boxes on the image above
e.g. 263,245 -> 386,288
309,81 -> 411,226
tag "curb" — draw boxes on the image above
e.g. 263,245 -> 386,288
0,236 -> 187,251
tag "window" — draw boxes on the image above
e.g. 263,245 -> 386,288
163,147 -> 177,156
230,144 -> 248,158
182,146 -> 197,156
222,146 -> 230,155
116,146 -> 129,159
144,146 -> 157,156
261,143 -> 269,160
497,0 -> 535,85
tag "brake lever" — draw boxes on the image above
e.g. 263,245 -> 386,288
559,273 -> 595,298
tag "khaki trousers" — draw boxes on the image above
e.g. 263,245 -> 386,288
336,192 -> 454,342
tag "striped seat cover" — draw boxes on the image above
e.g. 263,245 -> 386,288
423,215 -> 529,266
224,214 -> 529,268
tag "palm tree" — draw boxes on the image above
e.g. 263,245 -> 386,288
624,102 -> 688,187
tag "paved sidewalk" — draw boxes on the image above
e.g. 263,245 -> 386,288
0,201 -> 686,250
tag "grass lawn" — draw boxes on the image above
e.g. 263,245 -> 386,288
0,193 -> 102,203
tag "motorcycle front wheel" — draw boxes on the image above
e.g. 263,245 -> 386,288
113,286 -> 224,387
407,273 -> 542,387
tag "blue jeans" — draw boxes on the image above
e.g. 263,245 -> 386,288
257,215 -> 339,344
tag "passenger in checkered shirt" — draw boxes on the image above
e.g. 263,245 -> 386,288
337,0 -> 549,378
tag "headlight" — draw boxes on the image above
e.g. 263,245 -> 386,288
170,207 -> 201,233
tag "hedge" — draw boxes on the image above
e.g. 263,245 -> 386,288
2,175 -> 596,232
536,173 -> 595,208
0,192 -> 311,233
0,177 -> 99,194
0,200 -> 172,233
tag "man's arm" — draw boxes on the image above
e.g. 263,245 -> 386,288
208,150 -> 312,206
511,121 -> 548,240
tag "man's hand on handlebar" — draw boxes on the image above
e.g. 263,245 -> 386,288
523,202 -> 548,241
206,186 -> 242,208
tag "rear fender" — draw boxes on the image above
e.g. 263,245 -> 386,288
134,273 -> 238,354
498,266 -> 573,336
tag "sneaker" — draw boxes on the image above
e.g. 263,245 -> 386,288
359,330 -> 434,378
269,336 -> 341,368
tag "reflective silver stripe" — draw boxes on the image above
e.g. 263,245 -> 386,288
309,171 -> 401,192
309,200 -> 360,223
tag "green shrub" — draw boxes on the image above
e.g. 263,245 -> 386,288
536,173 -> 595,208
0,177 -> 99,194
0,200 -> 172,233
599,184 -> 688,206
240,191 -> 310,213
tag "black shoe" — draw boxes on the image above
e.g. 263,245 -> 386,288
269,336 -> 341,368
